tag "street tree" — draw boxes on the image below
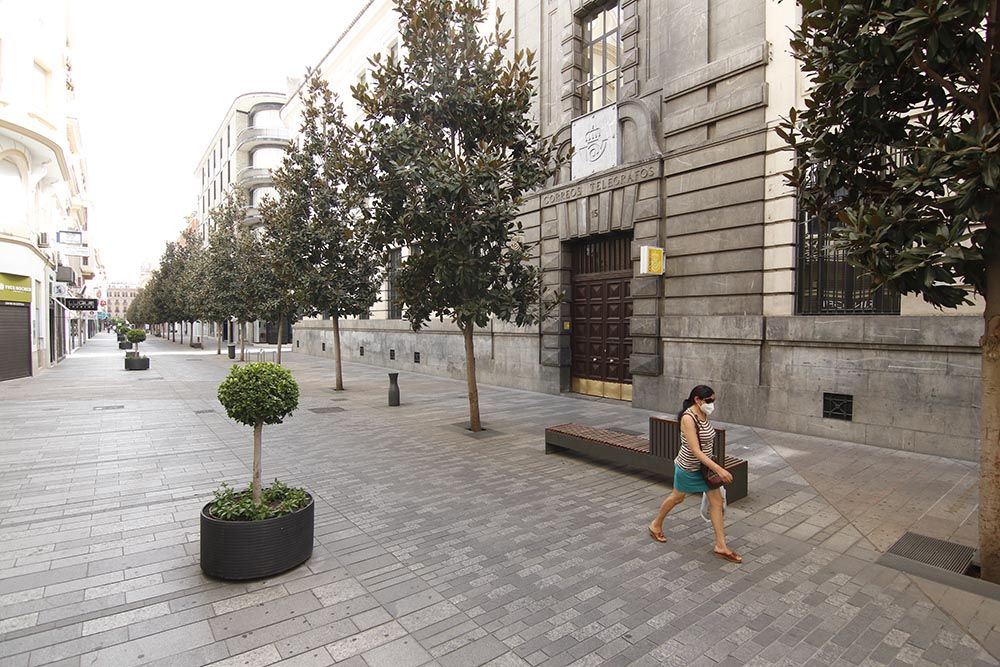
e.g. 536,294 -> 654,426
354,0 -> 564,430
175,228 -> 206,346
780,0 -> 1000,581
262,73 -> 381,383
207,191 -> 254,360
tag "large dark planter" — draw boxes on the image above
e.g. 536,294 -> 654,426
124,356 -> 150,371
200,495 -> 314,580
118,341 -> 131,350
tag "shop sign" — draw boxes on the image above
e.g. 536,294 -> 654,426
62,298 -> 98,311
56,230 -> 83,245
0,273 -> 32,303
571,105 -> 618,180
52,283 -> 69,297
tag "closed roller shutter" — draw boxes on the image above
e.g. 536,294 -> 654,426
0,304 -> 31,381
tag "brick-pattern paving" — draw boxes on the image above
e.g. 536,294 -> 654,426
0,333 -> 996,666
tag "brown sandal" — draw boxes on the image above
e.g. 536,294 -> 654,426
713,549 -> 742,563
648,527 -> 667,543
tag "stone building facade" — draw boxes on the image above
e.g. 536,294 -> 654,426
289,0 -> 983,461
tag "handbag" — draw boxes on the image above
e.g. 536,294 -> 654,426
700,458 -> 726,489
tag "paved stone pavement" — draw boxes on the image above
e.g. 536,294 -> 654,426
0,332 -> 997,667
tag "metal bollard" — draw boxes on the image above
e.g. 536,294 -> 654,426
388,372 -> 400,406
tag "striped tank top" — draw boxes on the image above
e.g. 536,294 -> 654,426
674,409 -> 716,472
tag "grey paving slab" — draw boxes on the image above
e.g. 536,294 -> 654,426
0,333 -> 997,666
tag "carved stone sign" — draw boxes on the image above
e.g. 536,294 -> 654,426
571,105 -> 618,179
540,162 -> 660,207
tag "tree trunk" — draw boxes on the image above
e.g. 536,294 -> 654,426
252,420 -> 263,505
276,315 -> 284,365
179,320 -> 184,345
462,323 -> 482,432
216,322 -> 222,355
980,253 -> 1000,582
171,324 -> 175,342
239,322 -> 246,362
333,317 -> 343,390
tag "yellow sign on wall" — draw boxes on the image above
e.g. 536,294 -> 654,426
0,273 -> 32,303
639,246 -> 665,275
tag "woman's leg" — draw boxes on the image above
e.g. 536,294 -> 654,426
649,490 -> 686,540
706,489 -> 741,561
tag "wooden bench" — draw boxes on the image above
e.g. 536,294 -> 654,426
545,416 -> 748,502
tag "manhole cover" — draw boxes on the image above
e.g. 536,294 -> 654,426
309,407 -> 345,414
93,405 -> 124,411
884,532 -> 975,574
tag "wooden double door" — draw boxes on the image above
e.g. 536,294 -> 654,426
570,234 -> 633,401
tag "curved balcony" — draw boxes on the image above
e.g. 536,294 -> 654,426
236,126 -> 291,151
236,166 -> 274,189
244,206 -> 262,227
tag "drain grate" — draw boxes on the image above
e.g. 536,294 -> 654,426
885,532 -> 975,574
878,532 -> 1000,602
309,407 -> 345,414
93,405 -> 124,411
194,409 -> 214,414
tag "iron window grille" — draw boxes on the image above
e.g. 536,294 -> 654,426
578,1 -> 620,114
822,392 -> 853,421
387,248 -> 403,320
389,349 -> 396,360
795,163 -> 900,315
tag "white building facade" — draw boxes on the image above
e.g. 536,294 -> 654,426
192,92 -> 290,345
0,0 -> 98,382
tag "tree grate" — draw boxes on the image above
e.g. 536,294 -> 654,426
884,532 -> 974,574
875,531 -> 1000,602
309,407 -> 345,414
194,410 -> 215,414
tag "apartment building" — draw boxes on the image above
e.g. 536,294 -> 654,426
286,0 -> 983,460
0,0 -> 98,381
194,92 -> 291,344
195,92 -> 289,243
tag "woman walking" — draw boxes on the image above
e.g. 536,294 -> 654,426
648,385 -> 742,563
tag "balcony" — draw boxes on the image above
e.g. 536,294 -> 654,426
244,206 -> 262,227
236,166 -> 274,189
236,126 -> 291,151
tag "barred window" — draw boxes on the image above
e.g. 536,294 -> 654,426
796,176 -> 900,315
578,2 -> 619,114
387,248 -> 403,320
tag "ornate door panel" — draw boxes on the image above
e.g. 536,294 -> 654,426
570,234 -> 633,401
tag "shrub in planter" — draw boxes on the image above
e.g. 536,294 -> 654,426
123,329 -> 149,370
201,362 -> 310,580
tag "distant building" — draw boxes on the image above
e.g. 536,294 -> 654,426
0,0 -> 99,381
195,92 -> 288,243
105,283 -> 139,319
192,93 -> 291,345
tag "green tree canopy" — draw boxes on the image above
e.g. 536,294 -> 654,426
262,73 -> 382,383
780,0 -> 1000,581
354,0 -> 565,429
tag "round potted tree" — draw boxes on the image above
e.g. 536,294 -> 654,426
124,329 -> 149,371
116,322 -> 131,349
200,362 -> 313,580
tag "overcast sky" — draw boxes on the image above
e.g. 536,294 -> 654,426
69,0 -> 368,283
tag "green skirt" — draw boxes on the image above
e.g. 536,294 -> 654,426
674,465 -> 709,493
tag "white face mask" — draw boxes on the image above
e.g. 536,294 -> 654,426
701,402 -> 716,416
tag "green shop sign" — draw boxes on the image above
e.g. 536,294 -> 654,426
0,273 -> 32,303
